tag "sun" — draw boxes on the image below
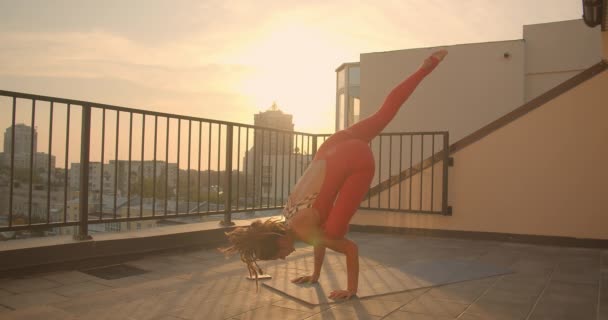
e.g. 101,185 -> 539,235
232,23 -> 343,133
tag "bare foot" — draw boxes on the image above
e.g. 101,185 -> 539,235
431,49 -> 448,61
422,49 -> 448,70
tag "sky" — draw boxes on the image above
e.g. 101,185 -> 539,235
0,0 -> 583,135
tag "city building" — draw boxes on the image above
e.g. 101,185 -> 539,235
243,103 -> 302,205
69,160 -> 178,195
3,123 -> 37,154
0,182 -> 65,222
252,102 -> 294,154
0,124 -> 56,174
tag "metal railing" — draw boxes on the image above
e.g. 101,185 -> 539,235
0,90 -> 450,238
364,132 -> 451,214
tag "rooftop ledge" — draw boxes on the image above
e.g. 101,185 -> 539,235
3,212 -> 608,278
0,218 -> 258,275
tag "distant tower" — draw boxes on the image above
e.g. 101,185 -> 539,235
243,102 -> 297,205
4,124 -> 37,154
0,123 -> 55,173
253,102 -> 294,155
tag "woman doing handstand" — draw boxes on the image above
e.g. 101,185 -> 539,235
222,49 -> 448,299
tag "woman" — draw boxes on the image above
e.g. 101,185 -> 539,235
222,49 -> 448,299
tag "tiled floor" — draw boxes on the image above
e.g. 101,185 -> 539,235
0,232 -> 605,320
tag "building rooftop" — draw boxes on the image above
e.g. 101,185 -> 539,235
0,231 -> 605,320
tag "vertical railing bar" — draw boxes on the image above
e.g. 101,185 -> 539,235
217,124 -> 221,211
296,134 -> 300,178
398,134 -> 403,210
388,135 -> 392,209
47,102 -> 54,223
281,133 -> 286,206
307,135 -> 311,166
268,130 -> 271,209
292,133 -> 296,189
367,139 -> 372,208
266,130 -> 272,208
223,124 -> 233,225
259,129 -> 264,209
164,117 -> 169,216
262,129 -> 267,208
100,109 -> 105,221
303,135 -> 307,172
378,136 -> 382,208
287,132 -> 291,197
77,105 -> 91,240
207,123 -> 211,212
409,135 -> 413,210
127,112 -> 133,219
8,97 -> 16,227
28,100 -> 35,225
113,111 -> 119,219
245,128 -> 249,209
420,134 -> 424,211
252,128 -> 256,209
431,134 -> 435,212
176,119 -> 181,214
236,126 -> 241,211
140,115 -> 145,218
274,131 -> 278,208
186,119 -> 191,214
153,115 -> 158,216
63,104 -> 70,223
198,121 -> 202,214
299,134 -> 303,176
266,130 -> 271,208
294,134 -> 298,188
441,132 -> 449,215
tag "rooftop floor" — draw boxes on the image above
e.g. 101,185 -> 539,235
0,231 -> 606,320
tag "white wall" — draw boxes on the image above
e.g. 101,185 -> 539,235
360,40 -> 525,146
353,68 -> 608,240
523,19 -> 602,101
360,40 -> 525,185
355,20 -> 603,188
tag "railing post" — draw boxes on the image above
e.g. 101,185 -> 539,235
221,124 -> 235,226
76,105 -> 93,240
311,135 -> 318,159
441,132 -> 451,216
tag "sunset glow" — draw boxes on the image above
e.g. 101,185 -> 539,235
0,0 -> 582,134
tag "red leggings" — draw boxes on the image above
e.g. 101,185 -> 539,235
314,56 -> 440,239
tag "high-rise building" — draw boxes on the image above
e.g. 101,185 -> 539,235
0,124 -> 55,173
253,102 -> 294,155
3,124 -> 37,155
243,103 -> 304,205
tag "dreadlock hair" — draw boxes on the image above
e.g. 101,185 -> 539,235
219,218 -> 287,290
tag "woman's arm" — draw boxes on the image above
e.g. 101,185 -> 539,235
289,212 -> 359,299
322,237 -> 358,299
292,244 -> 326,284
312,245 -> 326,280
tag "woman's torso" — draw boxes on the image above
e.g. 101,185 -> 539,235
282,131 -> 357,229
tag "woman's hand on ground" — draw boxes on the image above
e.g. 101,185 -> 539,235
329,289 -> 356,300
291,275 -> 319,284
